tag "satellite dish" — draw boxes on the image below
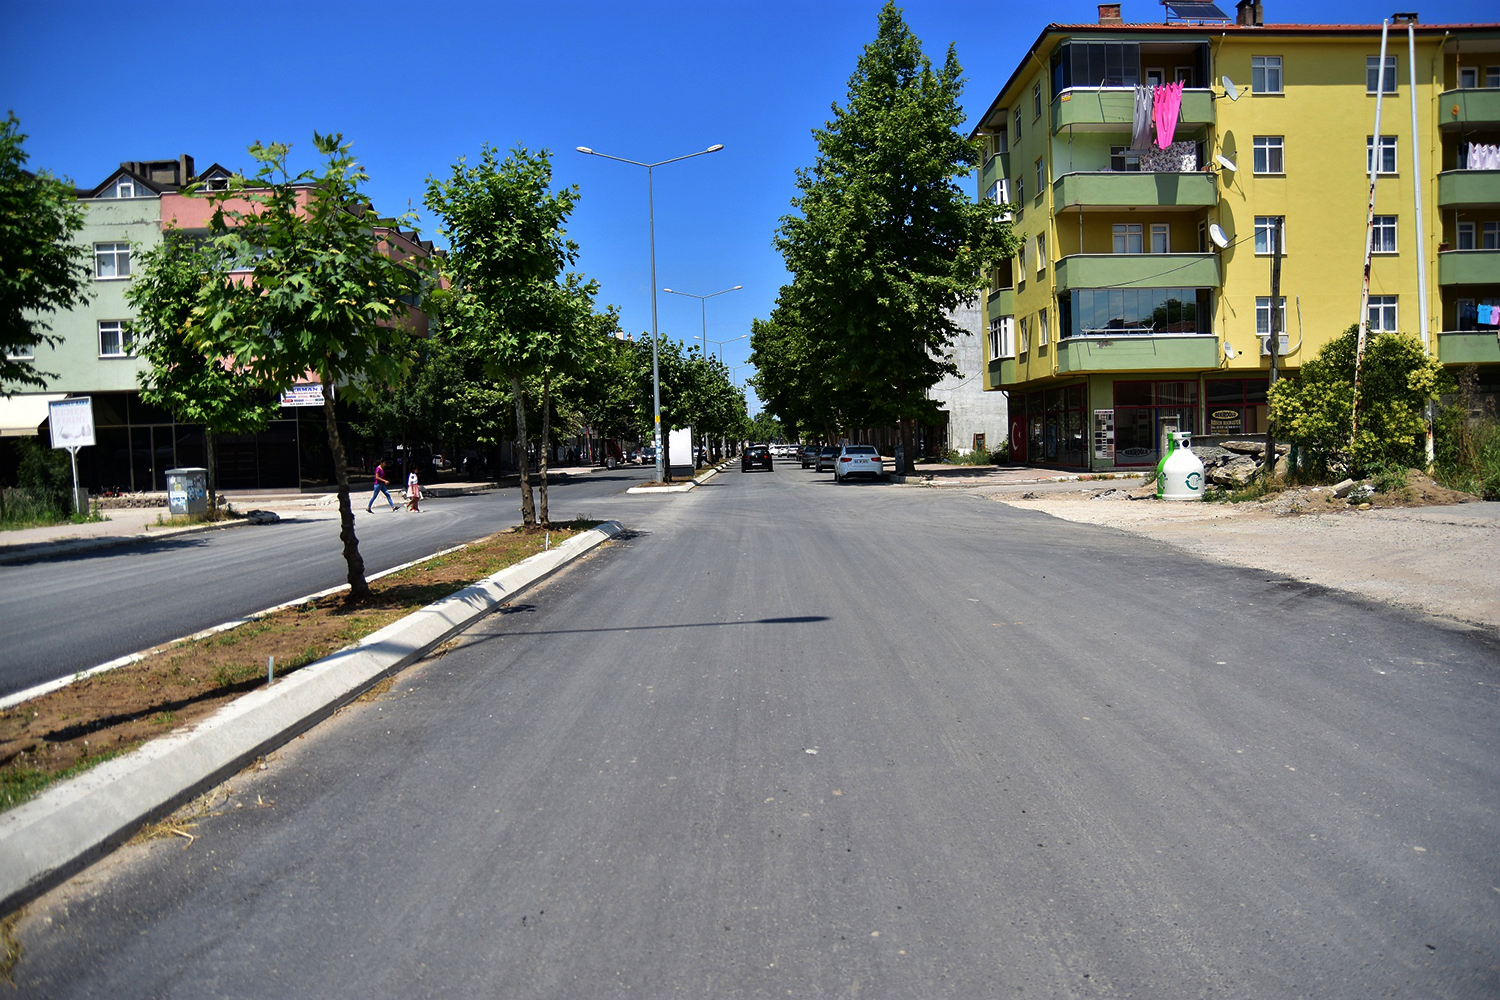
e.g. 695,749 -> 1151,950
1223,343 -> 1237,360
1222,75 -> 1241,101
1215,154 -> 1238,173
1208,223 -> 1230,249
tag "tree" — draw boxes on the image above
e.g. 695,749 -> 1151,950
190,133 -> 426,603
127,230 -> 280,509
0,112 -> 91,394
773,2 -> 1017,472
426,145 -> 581,527
1269,324 -> 1448,478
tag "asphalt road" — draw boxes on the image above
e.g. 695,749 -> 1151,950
0,469 -> 651,697
12,464 -> 1500,997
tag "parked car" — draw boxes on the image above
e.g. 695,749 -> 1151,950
639,446 -> 657,466
801,445 -> 819,468
833,444 -> 884,482
741,444 -> 773,472
815,446 -> 839,473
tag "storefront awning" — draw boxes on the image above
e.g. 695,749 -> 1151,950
0,393 -> 67,437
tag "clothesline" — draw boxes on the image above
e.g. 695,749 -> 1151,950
1131,82 -> 1185,152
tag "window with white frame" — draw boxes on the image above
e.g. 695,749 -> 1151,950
1372,215 -> 1398,253
1113,223 -> 1144,254
1109,145 -> 1142,172
1461,67 -> 1479,88
1488,66 -> 1500,88
1254,216 -> 1285,254
98,320 -> 134,357
1150,224 -> 1170,254
1367,295 -> 1398,332
1035,157 -> 1044,199
94,242 -> 131,279
1366,135 -> 1398,174
1367,55 -> 1397,93
1015,107 -> 1022,143
1038,309 -> 1049,347
1458,222 -> 1476,250
1019,316 -> 1030,355
1484,221 -> 1500,249
1017,242 -> 1027,285
1033,82 -> 1043,119
99,176 -> 136,199
1256,296 -> 1288,336
989,316 -> 1015,358
1251,55 -> 1283,94
1016,175 -> 1024,209
5,344 -> 35,361
1036,232 -> 1047,271
1252,136 -> 1284,174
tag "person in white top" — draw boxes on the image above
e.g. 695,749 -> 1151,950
405,469 -> 421,512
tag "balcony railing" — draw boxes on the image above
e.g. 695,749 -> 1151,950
1052,88 -> 1214,132
1053,252 -> 1220,291
1437,169 -> 1500,209
1440,88 -> 1500,128
1438,248 -> 1500,286
1053,170 -> 1216,211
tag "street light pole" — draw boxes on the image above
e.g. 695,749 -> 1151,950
663,285 -> 744,363
576,144 -> 723,483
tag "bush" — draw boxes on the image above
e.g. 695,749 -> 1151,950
1,438 -> 72,525
1435,365 -> 1500,499
1269,324 -> 1448,478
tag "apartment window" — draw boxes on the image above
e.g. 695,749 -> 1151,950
99,176 -> 136,199
1485,222 -> 1500,250
991,130 -> 1009,155
1036,233 -> 1047,272
1252,136 -> 1284,174
1035,157 -> 1044,199
1461,67 -> 1479,88
1015,107 -> 1023,143
1109,145 -> 1142,172
1038,309 -> 1049,347
1372,215 -> 1398,253
1256,296 -> 1288,335
1033,82 -> 1043,119
1488,66 -> 1500,88
1150,224 -> 1170,254
1367,295 -> 1398,333
1366,135 -> 1398,174
1015,175 -> 1024,214
94,242 -> 131,279
989,316 -> 1015,359
98,320 -> 134,358
1019,317 -> 1030,355
1113,223 -> 1144,254
1458,222 -> 1476,250
1367,55 -> 1397,94
5,344 -> 35,361
1018,242 -> 1027,285
1251,55 -> 1283,94
1254,216 -> 1285,255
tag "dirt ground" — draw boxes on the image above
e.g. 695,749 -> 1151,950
0,525 -> 585,807
990,472 -> 1500,631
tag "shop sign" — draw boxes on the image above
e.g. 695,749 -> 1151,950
281,383 -> 328,407
1093,408 -> 1115,461
1209,407 -> 1243,435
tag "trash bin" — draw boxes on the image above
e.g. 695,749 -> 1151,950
166,467 -> 208,516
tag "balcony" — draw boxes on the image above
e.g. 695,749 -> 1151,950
1055,334 -> 1221,373
1437,169 -> 1500,209
979,153 -> 1011,193
1052,88 -> 1214,133
1053,171 -> 1216,212
987,356 -> 1018,390
1440,88 -> 1500,129
984,287 -> 1015,325
1438,248 -> 1500,286
1054,253 -> 1220,291
1437,330 -> 1500,365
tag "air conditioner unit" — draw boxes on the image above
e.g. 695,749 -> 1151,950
1259,334 -> 1290,356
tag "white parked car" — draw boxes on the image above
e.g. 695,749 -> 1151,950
833,445 -> 884,482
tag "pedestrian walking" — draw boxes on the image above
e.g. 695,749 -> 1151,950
367,458 -> 398,512
406,468 -> 422,512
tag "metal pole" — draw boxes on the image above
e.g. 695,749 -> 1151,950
647,165 -> 664,483
1262,216 -> 1285,480
1407,20 -> 1435,467
1353,19 -> 1390,452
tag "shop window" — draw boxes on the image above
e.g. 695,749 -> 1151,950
1205,378 -> 1270,435
1113,380 -> 1199,465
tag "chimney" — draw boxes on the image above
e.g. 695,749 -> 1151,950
1236,0 -> 1264,26
1098,3 -> 1122,24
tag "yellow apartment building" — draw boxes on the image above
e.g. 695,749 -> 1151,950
971,1 -> 1500,470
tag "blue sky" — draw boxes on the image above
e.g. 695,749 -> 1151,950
1,0 -> 1486,413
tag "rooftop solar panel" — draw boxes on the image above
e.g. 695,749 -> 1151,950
1163,1 -> 1231,20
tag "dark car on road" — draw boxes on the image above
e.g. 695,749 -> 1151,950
815,446 -> 838,473
801,445 -> 819,468
741,444 -> 773,472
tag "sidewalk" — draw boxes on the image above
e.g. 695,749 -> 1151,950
893,462 -> 1143,488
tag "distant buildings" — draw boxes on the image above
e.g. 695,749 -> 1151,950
972,2 -> 1500,469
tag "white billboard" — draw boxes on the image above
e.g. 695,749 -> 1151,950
48,397 -> 95,449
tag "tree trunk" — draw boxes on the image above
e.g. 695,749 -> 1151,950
205,430 -> 217,515
539,373 -> 552,527
323,379 -> 370,604
512,374 -> 536,526
898,417 -> 916,475
661,421 -> 672,483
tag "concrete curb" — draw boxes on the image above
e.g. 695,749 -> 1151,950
0,520 -> 626,916
625,463 -> 726,494
0,514 -> 262,566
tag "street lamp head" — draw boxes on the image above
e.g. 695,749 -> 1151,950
731,284 -> 743,290
663,287 -> 675,294
706,144 -> 725,153
576,146 -> 594,155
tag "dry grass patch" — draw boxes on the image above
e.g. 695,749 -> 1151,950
0,523 -> 595,813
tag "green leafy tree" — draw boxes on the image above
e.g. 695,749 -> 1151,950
747,412 -> 784,443
1269,324 -> 1448,477
773,2 -> 1017,472
532,275 -> 607,524
0,112 -> 91,394
426,145 -> 581,526
191,133 -> 426,603
127,230 -> 280,509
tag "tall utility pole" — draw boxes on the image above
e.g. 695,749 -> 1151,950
1261,215 -> 1285,479
1353,18 -> 1391,451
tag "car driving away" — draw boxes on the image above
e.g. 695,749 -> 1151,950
801,445 -> 819,468
741,444 -> 773,472
815,446 -> 838,473
833,444 -> 884,482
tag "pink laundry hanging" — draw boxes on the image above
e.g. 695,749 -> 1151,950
1153,80 -> 1185,150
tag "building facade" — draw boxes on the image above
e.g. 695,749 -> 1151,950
972,3 -> 1500,470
